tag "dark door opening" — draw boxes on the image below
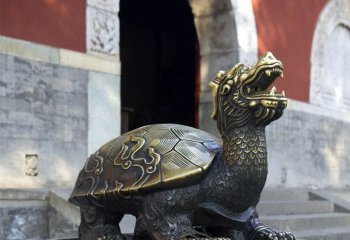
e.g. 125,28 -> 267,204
119,0 -> 198,133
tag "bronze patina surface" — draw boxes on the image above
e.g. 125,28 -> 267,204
69,52 -> 295,240
70,124 -> 222,200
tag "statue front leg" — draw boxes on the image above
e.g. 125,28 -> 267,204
243,211 -> 295,240
78,204 -> 125,240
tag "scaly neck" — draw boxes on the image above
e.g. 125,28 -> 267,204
222,125 -> 267,170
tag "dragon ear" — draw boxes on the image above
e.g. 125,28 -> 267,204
209,81 -> 218,120
209,71 -> 225,120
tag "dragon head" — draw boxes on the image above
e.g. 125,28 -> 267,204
209,52 -> 287,136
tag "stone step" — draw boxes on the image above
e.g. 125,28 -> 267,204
0,199 -> 49,239
0,199 -> 47,208
261,213 -> 350,232
260,189 -> 310,201
257,200 -> 334,216
295,227 -> 350,240
50,238 -> 78,240
49,233 -> 78,240
0,189 -> 47,200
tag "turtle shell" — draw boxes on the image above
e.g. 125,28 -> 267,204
70,124 -> 222,203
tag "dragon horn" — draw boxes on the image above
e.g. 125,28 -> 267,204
227,63 -> 243,77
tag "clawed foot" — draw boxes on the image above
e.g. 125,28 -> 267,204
250,225 -> 295,240
96,235 -> 125,240
80,224 -> 125,240
244,212 -> 295,240
180,237 -> 231,240
179,230 -> 211,239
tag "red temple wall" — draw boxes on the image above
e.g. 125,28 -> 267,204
0,0 -> 330,101
0,0 -> 86,52
252,0 -> 328,102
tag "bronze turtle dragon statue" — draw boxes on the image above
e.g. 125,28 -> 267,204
69,52 -> 295,240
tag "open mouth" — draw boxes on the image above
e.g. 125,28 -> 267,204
242,65 -> 285,99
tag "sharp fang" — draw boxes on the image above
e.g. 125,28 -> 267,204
280,72 -> 284,78
282,90 -> 285,96
270,86 -> 276,95
265,70 -> 271,76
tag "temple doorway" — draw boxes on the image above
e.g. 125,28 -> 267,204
119,0 -> 198,132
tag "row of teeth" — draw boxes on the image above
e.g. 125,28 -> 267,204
247,86 -> 285,96
269,86 -> 285,96
265,68 -> 284,78
265,68 -> 284,96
